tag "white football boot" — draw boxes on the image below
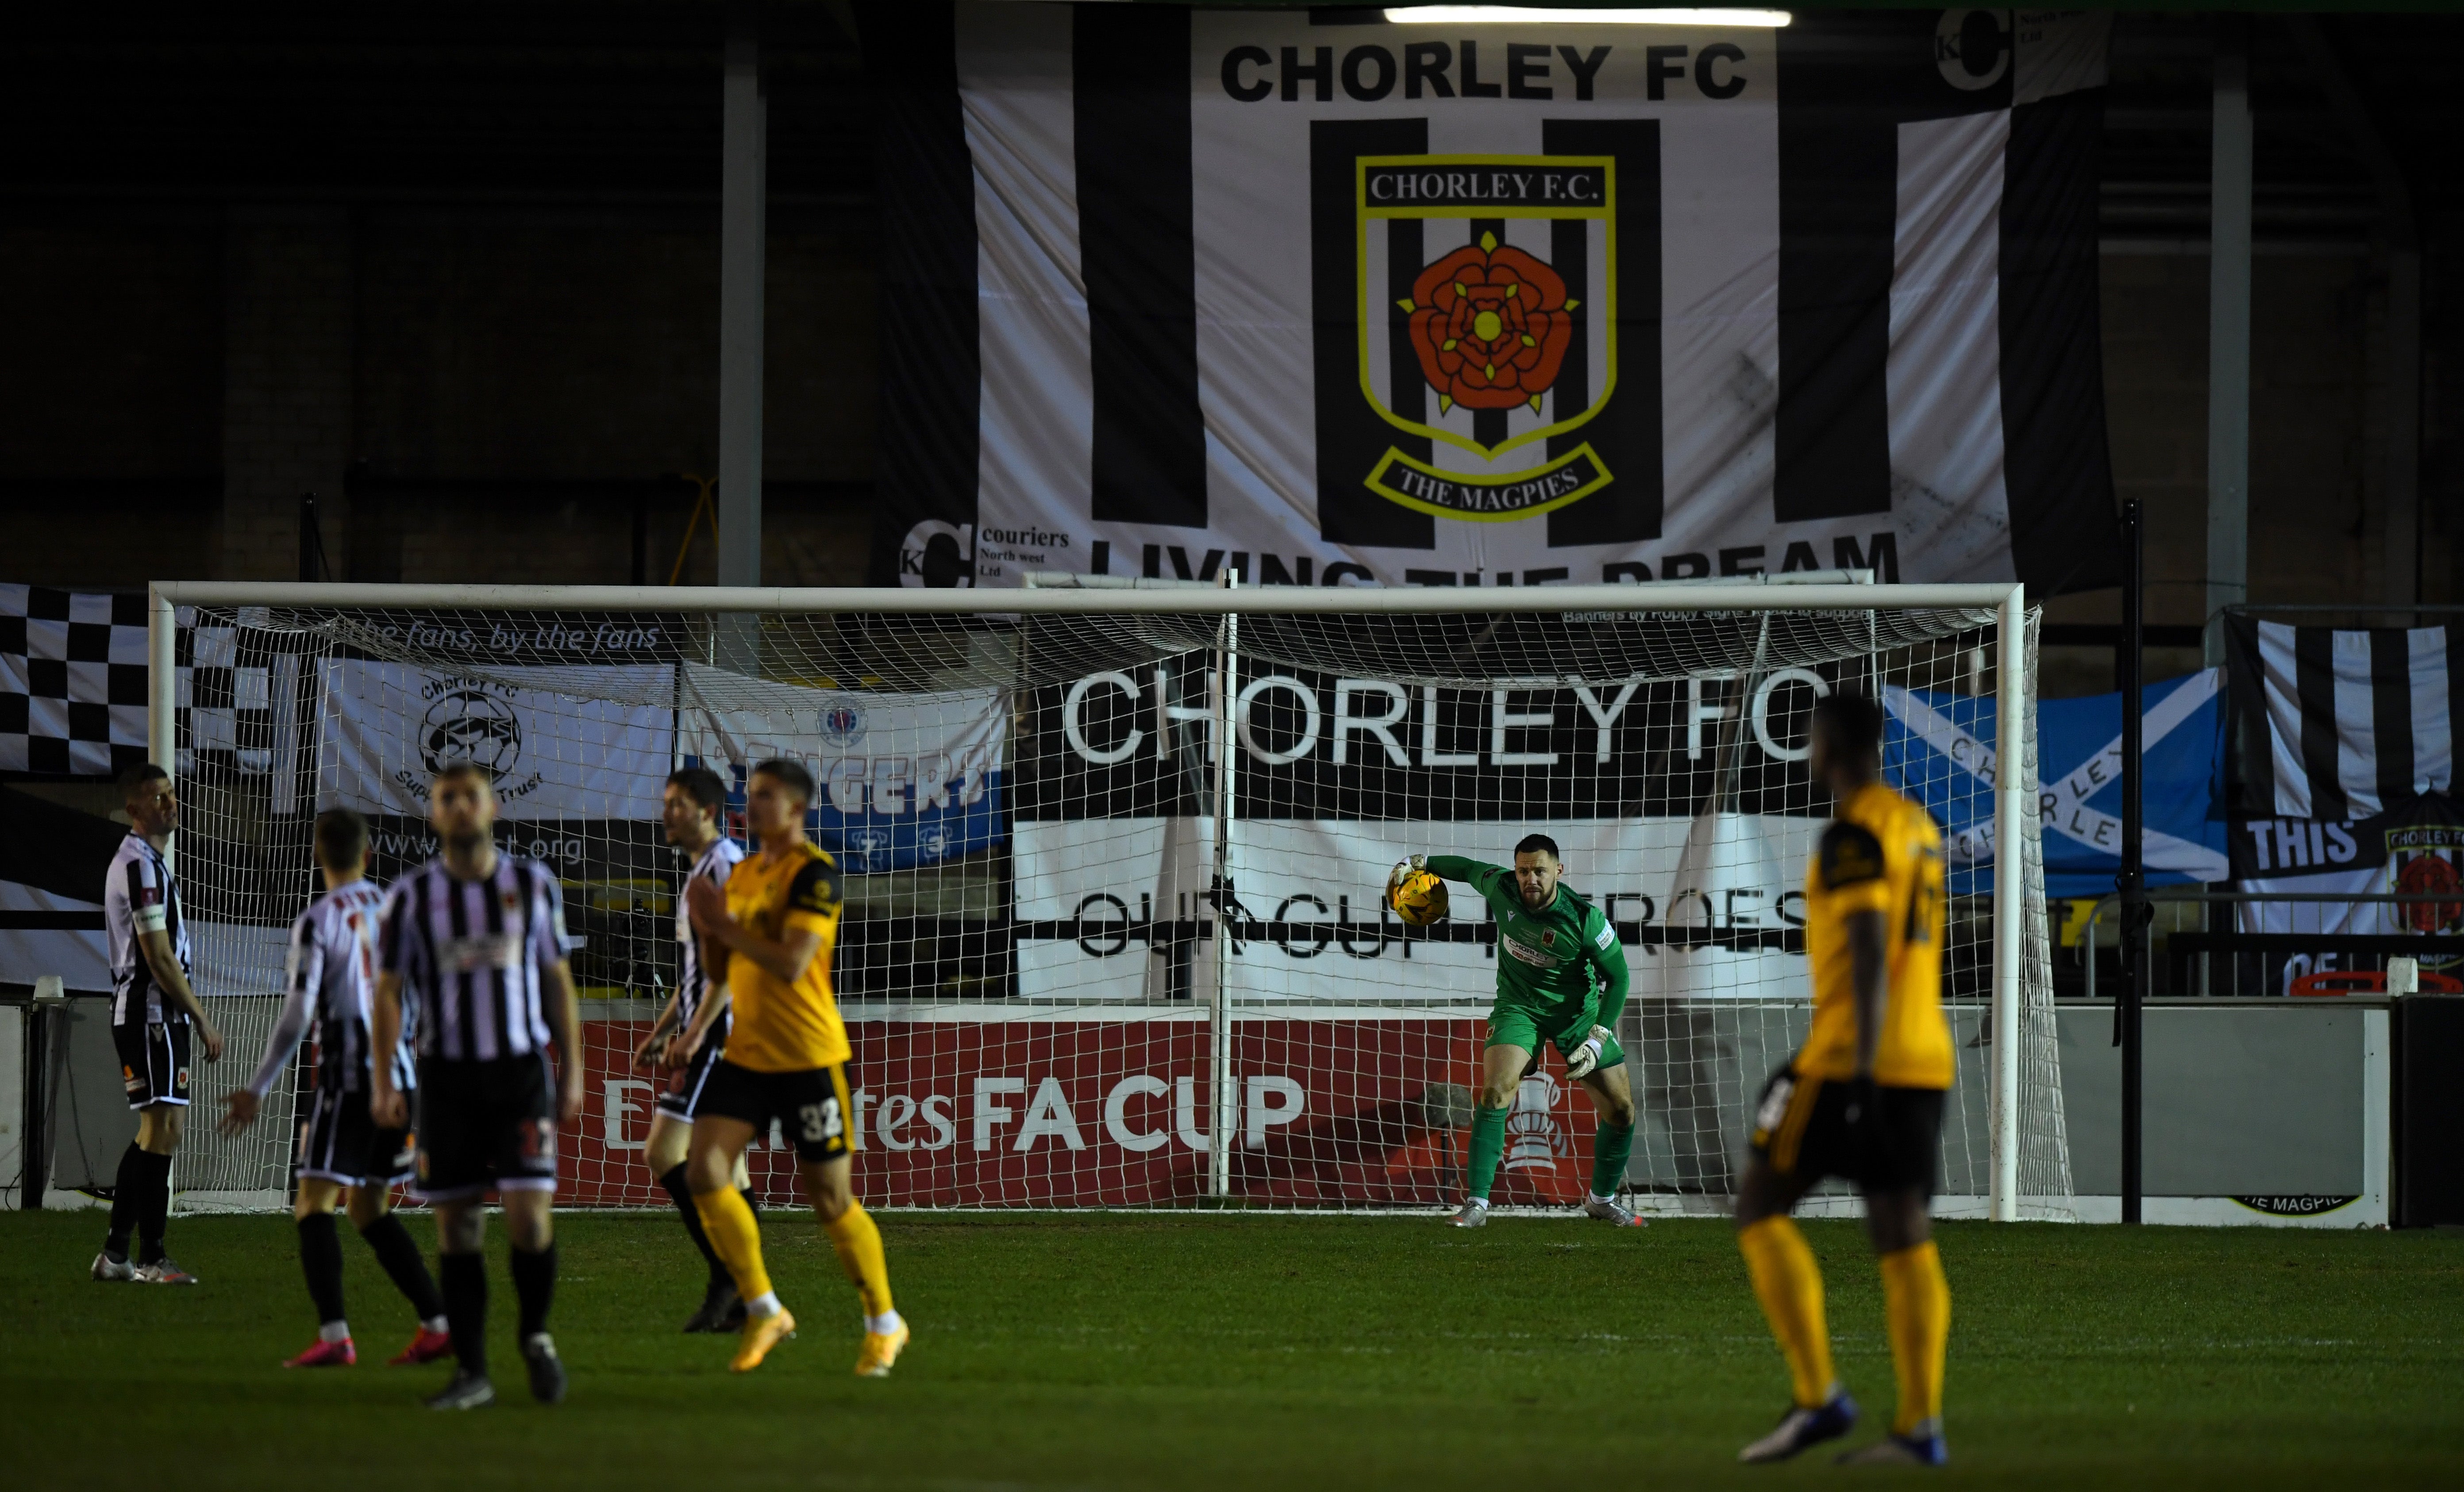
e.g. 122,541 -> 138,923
1582,1195 -> 1648,1227
91,1252 -> 138,1282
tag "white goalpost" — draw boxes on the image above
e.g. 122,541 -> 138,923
147,578 -> 2067,1222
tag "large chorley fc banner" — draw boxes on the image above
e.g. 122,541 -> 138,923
865,5 -> 2116,592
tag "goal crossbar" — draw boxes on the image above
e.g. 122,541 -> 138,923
150,580 -> 2019,616
146,579 -> 2039,1222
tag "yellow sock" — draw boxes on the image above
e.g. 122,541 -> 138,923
1879,1241 -> 1950,1435
822,1199 -> 895,1322
1737,1215 -> 1835,1409
693,1184 -> 771,1303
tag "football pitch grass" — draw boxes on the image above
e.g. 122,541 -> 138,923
3,1209 -> 2459,1489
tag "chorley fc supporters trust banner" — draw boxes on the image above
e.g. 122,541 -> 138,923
864,5 -> 2117,592
321,661 -> 676,820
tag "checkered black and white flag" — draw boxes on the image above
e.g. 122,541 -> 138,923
0,584 -> 280,779
0,585 -> 153,777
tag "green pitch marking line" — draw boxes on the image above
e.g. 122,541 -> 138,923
1,1211 -> 2460,1490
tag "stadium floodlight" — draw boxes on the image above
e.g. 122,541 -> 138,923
146,579 -> 2061,1223
1382,8 -> 1794,26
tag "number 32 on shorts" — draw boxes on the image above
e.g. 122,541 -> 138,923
797,1097 -> 843,1145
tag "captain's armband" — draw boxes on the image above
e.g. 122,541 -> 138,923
787,854 -> 843,916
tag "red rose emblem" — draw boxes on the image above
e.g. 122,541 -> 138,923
1400,233 -> 1578,427
2396,852 -> 2462,934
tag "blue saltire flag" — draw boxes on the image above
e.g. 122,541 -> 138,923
1883,670 -> 2229,899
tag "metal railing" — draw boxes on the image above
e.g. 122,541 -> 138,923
2080,890 -> 2464,1001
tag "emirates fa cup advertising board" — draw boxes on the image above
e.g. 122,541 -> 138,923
575,1015 -> 1616,1208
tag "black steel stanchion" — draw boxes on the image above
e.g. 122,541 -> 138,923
2118,500 -> 2147,1225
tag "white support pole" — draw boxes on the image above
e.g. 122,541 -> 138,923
1988,584 -> 2028,1221
147,587 -> 177,874
717,3 -> 766,590
1208,576 -> 1240,1200
146,585 -> 180,1209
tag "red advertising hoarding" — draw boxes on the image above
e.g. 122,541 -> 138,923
571,1017 -> 1602,1208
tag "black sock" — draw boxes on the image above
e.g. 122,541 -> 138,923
297,1212 -> 347,1329
104,1144 -> 145,1258
135,1150 -> 174,1264
509,1242 -> 557,1341
659,1164 -> 727,1286
357,1212 -> 444,1323
440,1252 -> 488,1376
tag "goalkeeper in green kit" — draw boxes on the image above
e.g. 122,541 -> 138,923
1390,834 -> 1644,1228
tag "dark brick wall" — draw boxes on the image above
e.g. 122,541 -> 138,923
354,213 -> 723,481
2039,246 -> 2448,698
0,211 -> 2442,631
223,208 -> 354,581
0,208 -> 880,589
0,219 -> 225,589
0,221 -> 222,478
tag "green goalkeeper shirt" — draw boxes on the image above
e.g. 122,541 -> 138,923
1425,855 -> 1631,1039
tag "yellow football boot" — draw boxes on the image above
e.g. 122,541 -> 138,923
730,1307 -> 797,1373
855,1321 -> 909,1378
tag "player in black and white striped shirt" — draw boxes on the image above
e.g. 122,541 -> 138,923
631,765 -> 753,1332
369,761 -> 583,1411
92,763 -> 224,1286
219,808 -> 450,1369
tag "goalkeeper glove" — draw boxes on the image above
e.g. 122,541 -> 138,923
1563,1025 -> 1614,1081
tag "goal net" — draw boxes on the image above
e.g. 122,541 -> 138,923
159,581 -> 2069,1219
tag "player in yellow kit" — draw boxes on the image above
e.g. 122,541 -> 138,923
1733,692 -> 1952,1467
679,758 -> 906,1377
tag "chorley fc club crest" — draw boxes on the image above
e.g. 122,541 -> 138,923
1310,122 -> 1661,549
1359,156 -> 1616,520
402,677 -> 546,806
2387,822 -> 2464,969
420,688 -> 522,780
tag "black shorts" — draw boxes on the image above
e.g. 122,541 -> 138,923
298,1085 -> 417,1188
413,1055 -> 558,1201
654,1039 -> 726,1122
112,1019 -> 189,1110
1749,1065 -> 1944,1197
696,1059 -> 854,1164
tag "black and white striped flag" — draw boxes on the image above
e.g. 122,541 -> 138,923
863,3 -> 2118,593
2228,615 -> 2461,820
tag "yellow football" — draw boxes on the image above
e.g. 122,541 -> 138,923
1389,868 -> 1449,927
